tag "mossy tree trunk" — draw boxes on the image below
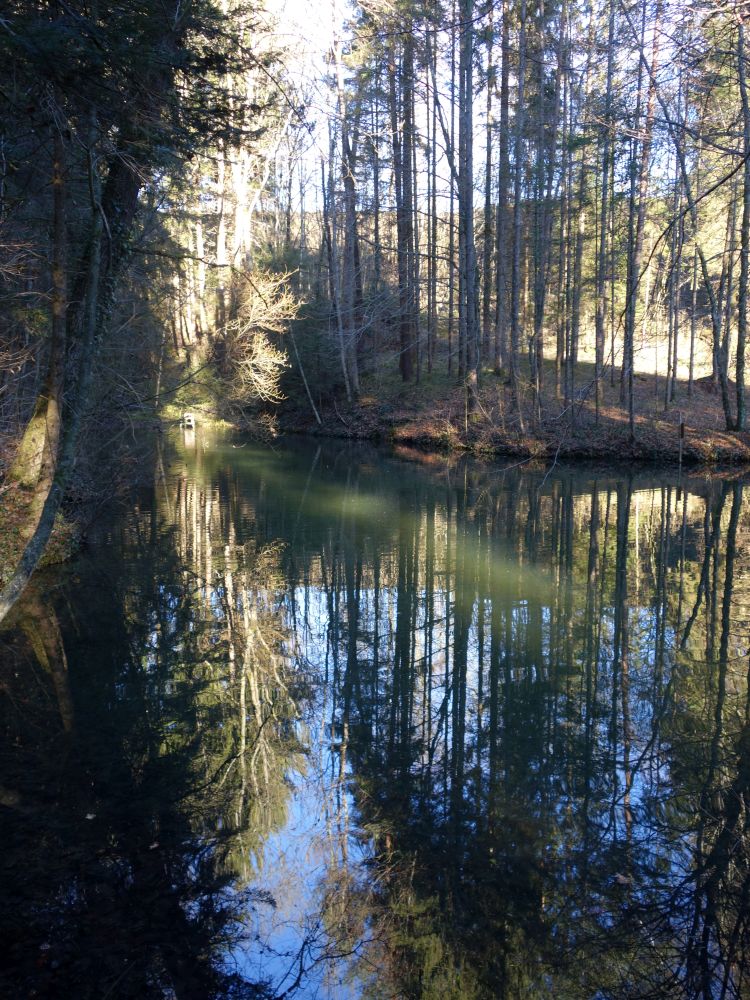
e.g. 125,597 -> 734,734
9,118 -> 66,539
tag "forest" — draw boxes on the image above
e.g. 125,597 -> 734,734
1,1 -> 750,635
5,4 -> 750,996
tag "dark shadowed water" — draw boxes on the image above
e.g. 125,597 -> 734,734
2,431 -> 750,999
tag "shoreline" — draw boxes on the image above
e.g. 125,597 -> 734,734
278,403 -> 750,469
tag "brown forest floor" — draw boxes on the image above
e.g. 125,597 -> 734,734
281,358 -> 750,467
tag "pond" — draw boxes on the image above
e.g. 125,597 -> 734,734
2,432 -> 750,998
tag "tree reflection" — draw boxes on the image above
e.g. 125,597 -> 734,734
0,464 -> 306,998
3,437 -> 750,999
275,448 -> 750,999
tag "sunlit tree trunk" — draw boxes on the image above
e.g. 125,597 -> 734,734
481,8 -> 495,363
594,0 -> 615,424
335,33 -> 361,396
459,0 -> 479,415
493,0 -> 511,374
388,32 -> 416,382
509,0 -> 528,431
737,19 -> 750,429
623,0 -> 662,440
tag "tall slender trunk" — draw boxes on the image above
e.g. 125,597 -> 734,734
372,75 -> 382,302
689,248 -> 698,397
666,171 -> 683,407
425,44 -> 434,372
715,179 -> 737,386
737,20 -> 750,429
567,6 -> 594,424
335,35 -> 361,396
321,150 -> 351,402
510,0 -> 528,431
530,0 -> 564,428
215,140 -> 228,331
569,159 -> 587,419
557,55 -> 571,402
595,0 -> 615,424
388,33 -> 415,382
481,9 -> 495,362
623,0 -> 662,441
459,0 -> 478,414
429,38 -> 438,372
411,74 -> 421,383
494,0 -> 511,373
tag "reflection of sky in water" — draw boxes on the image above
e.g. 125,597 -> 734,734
230,727 -> 374,997
9,435 -> 750,1000
229,589 -> 375,998
176,452 -> 750,997
224,546 -> 700,994
252,805 -> 365,994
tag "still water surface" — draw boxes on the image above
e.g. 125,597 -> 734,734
2,433 -> 750,998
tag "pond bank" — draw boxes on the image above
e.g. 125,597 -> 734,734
279,368 -> 750,467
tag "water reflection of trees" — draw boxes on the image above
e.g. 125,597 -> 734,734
277,456 -> 750,999
4,438 -> 750,999
0,466 -> 307,998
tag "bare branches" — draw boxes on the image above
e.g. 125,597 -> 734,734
222,271 -> 296,406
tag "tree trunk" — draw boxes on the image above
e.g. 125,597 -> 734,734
388,33 -> 415,382
595,0 -> 615,425
493,0 -> 510,375
623,0 -> 662,441
481,9 -> 495,363
335,34 -> 361,397
737,19 -> 750,429
459,0 -> 479,415
0,201 -> 103,627
10,120 -> 66,528
509,0 -> 528,431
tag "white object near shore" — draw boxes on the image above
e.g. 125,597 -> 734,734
183,412 -> 195,429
